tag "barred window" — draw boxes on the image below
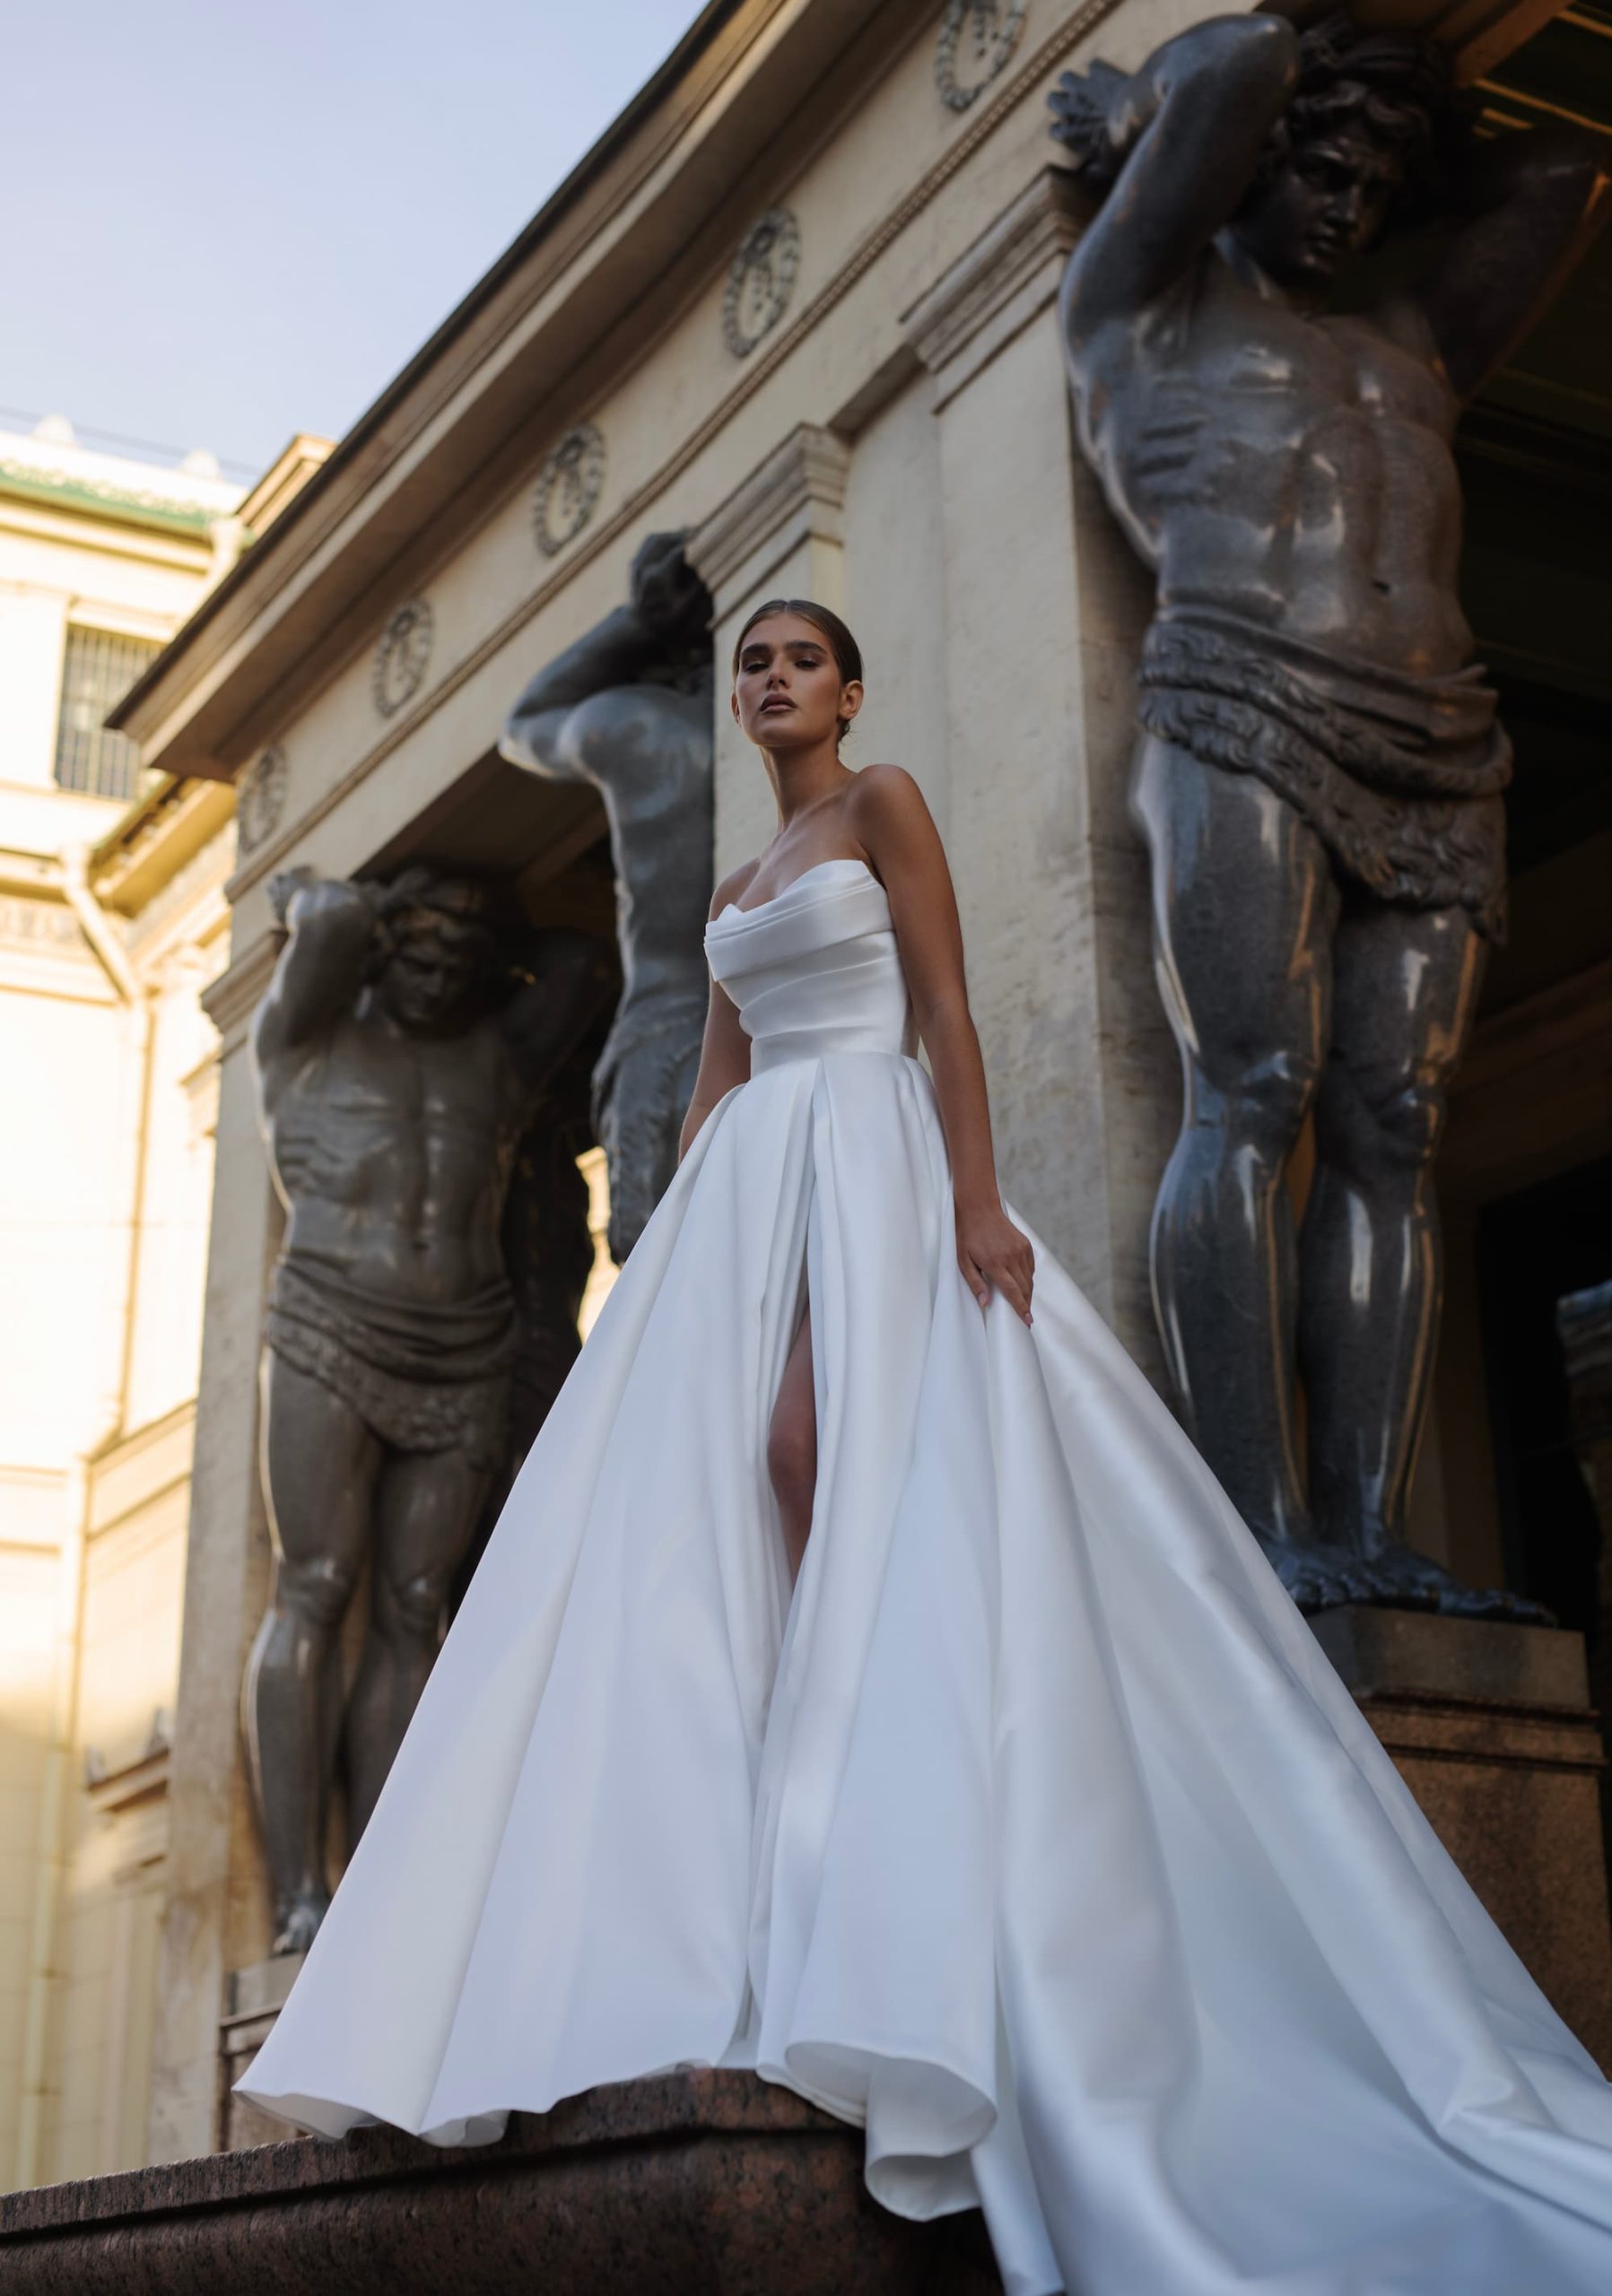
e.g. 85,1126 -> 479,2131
53,626 -> 162,801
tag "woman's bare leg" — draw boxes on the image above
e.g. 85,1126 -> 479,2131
767,1300 -> 817,1582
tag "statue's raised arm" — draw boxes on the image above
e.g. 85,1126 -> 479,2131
1051,14 -> 1299,336
1420,117 -> 1608,399
501,531 -> 711,779
254,871 -> 393,1076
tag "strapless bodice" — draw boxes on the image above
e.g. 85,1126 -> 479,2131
703,858 -> 918,1075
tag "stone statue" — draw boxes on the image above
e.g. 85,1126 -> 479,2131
245,865 -> 611,1952
1050,12 -> 1608,1613
450,1034 -> 603,1612
501,531 -> 714,1261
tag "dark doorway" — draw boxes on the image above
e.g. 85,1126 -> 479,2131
1477,1153 -> 1612,1892
1477,1155 -> 1612,1627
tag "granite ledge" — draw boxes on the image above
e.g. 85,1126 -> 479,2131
1310,1605 -> 1591,1708
0,2069 -> 1002,2296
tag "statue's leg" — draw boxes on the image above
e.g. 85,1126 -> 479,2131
1131,735 -> 1347,1586
344,1445 -> 492,1847
245,1352 -> 380,1954
1298,897 -> 1538,1616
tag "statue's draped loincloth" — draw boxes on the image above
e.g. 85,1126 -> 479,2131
264,1254 -> 517,1474
1135,605 -> 1512,940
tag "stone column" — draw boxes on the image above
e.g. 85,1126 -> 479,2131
686,424 -> 850,877
147,930 -> 280,2162
900,168 -> 1174,1371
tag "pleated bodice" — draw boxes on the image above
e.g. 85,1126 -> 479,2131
703,858 -> 918,1074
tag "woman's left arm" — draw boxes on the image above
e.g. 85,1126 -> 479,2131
850,766 -> 1034,1325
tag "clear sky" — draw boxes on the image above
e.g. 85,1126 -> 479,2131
0,0 -> 703,480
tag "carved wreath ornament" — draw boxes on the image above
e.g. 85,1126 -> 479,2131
534,423 -> 606,557
722,208 -> 800,359
935,0 -> 1028,111
372,600 -> 434,718
236,745 -> 288,854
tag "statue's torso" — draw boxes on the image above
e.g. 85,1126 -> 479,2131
265,1012 -> 518,1302
550,683 -> 715,987
1078,253 -> 1472,676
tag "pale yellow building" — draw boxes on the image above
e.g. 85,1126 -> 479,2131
0,419 -> 327,2186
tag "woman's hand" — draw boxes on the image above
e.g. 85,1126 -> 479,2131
957,1201 -> 1035,1326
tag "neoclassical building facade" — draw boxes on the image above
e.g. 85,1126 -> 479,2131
109,0 -> 1612,2164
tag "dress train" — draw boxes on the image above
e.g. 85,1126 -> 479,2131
237,859 -> 1612,2294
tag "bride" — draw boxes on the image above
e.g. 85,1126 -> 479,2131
237,601 -> 1612,2293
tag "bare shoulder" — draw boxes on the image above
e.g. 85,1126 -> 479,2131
847,761 -> 933,831
710,857 -> 762,920
846,766 -> 952,905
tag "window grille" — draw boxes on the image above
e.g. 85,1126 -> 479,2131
53,626 -> 162,801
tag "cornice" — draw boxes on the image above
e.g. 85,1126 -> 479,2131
900,165 -> 1086,410
0,463 -> 212,535
109,0 -> 911,775
170,11 -> 1141,925
0,491 -> 214,576
90,778 -> 236,918
685,423 -> 850,615
114,0 -> 1130,804
200,930 -> 279,1048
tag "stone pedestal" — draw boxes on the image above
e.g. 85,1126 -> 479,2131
0,2072 -> 1000,2296
1311,1605 -> 1612,2070
217,1953 -> 305,2152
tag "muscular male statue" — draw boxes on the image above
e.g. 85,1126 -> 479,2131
1050,13 -> 1606,1611
247,867 -> 610,1952
501,531 -> 714,1261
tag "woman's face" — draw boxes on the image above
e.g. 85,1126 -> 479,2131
731,613 -> 860,750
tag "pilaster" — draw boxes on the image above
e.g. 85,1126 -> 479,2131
901,167 -> 1172,1370
687,425 -> 851,874
147,929 -> 281,2160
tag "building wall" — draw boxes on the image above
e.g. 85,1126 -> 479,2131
46,1408 -> 195,2179
0,964 -> 127,1468
0,428 -> 239,2189
0,1542 -> 59,2185
119,883 -> 229,1434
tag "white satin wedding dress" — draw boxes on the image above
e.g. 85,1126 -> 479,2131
238,857 -> 1612,2294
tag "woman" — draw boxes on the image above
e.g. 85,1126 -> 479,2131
239,603 -> 1612,2294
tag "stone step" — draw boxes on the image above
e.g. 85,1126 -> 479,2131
0,2069 -> 1001,2296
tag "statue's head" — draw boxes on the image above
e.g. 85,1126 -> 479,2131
1233,13 -> 1453,288
371,870 -> 503,1032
